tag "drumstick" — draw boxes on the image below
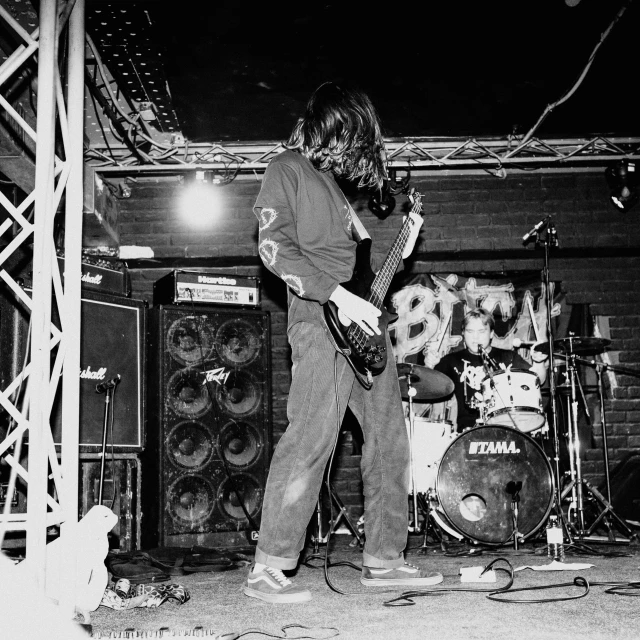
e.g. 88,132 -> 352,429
526,296 -> 542,344
436,313 -> 452,353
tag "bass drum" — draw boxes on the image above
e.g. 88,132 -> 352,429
435,424 -> 554,545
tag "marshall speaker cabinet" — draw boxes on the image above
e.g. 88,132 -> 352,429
143,305 -> 272,549
0,288 -> 146,451
50,291 -> 147,451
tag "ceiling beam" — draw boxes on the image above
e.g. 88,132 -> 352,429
86,135 -> 640,178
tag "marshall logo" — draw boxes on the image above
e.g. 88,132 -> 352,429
198,275 -> 236,285
81,272 -> 103,285
79,365 -> 107,380
469,441 -> 520,455
203,366 -> 230,385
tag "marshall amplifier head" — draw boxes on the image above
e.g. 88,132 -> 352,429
153,270 -> 260,308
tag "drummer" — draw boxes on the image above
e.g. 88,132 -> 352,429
425,308 -> 549,432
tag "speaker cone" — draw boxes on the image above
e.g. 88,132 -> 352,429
216,371 -> 262,417
167,420 -> 215,470
167,474 -> 216,526
217,473 -> 262,521
215,318 -> 262,367
218,420 -> 261,468
167,369 -> 212,418
167,315 -> 216,366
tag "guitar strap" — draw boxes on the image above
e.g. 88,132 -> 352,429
348,203 -> 370,243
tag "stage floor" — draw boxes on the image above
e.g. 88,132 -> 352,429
87,533 -> 640,639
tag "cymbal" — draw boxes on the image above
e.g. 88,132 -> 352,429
397,363 -> 454,401
533,336 -> 611,355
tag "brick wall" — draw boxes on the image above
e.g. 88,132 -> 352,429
110,169 -> 640,525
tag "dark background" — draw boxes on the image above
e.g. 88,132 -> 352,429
120,0 -> 639,142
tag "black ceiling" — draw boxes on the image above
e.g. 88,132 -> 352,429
88,0 -> 639,143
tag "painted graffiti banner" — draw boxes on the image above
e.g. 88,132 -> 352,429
389,272 -> 564,366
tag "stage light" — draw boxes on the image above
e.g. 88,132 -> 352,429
368,183 -> 395,219
179,171 -> 224,226
605,160 -> 639,212
368,169 -> 413,219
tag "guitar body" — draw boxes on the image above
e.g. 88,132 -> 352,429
323,238 -> 398,389
322,189 -> 423,389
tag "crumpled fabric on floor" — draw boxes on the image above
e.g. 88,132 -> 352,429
99,581 -> 190,610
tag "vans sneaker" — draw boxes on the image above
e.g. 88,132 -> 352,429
361,562 -> 443,587
244,564 -> 311,603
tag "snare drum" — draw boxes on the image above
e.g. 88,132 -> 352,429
480,368 -> 545,433
435,424 -> 554,544
406,417 -> 456,493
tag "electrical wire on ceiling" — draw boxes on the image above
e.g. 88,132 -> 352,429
85,33 -> 180,163
507,0 -> 633,157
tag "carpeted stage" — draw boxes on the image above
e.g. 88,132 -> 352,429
89,534 -> 640,640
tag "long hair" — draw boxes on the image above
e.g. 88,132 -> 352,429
286,82 -> 387,189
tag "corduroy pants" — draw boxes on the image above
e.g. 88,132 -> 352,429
254,321 -> 410,570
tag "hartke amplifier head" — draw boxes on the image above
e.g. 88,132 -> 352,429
153,270 -> 260,308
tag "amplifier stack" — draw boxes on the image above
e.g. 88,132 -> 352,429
143,304 -> 272,549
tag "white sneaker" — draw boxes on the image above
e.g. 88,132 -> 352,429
244,564 -> 311,603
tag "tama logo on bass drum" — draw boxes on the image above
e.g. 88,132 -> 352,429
468,441 -> 521,455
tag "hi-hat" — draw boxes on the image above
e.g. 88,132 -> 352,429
397,363 -> 454,401
533,336 -> 611,355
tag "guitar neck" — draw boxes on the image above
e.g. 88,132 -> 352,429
368,195 -> 422,308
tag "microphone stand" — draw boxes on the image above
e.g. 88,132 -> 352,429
96,374 -> 121,505
533,219 -> 570,542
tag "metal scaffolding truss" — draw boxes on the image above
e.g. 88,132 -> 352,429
0,0 -> 85,607
86,134 -> 640,177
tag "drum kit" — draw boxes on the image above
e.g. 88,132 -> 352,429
397,331 -> 640,550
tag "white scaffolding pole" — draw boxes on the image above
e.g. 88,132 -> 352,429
26,0 -> 59,590
0,0 -> 84,610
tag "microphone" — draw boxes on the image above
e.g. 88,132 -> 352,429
506,480 -> 522,497
478,345 -> 500,375
522,216 -> 551,245
96,374 -> 121,394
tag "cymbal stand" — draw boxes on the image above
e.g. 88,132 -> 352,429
558,353 -> 639,542
559,350 -> 587,535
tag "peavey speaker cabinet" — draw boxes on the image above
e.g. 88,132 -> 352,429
143,305 -> 272,549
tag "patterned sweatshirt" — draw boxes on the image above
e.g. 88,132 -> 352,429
255,150 -> 383,330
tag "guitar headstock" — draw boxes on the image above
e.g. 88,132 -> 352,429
408,188 -> 423,216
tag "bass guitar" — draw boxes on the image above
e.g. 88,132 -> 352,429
323,190 -> 423,389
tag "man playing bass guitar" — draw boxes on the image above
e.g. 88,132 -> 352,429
246,82 -> 439,604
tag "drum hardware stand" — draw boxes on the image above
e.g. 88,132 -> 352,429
556,352 -> 639,543
507,481 -> 524,550
310,475 -> 364,554
401,369 -> 421,535
559,349 -> 589,535
417,490 -> 464,554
